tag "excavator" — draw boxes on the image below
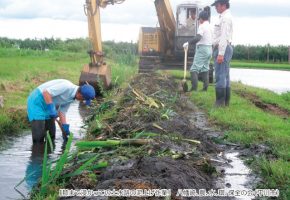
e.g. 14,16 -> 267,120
79,0 -> 212,94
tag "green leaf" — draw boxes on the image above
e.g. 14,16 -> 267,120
62,155 -> 98,178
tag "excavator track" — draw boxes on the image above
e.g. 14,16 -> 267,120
138,56 -> 214,83
138,56 -> 161,73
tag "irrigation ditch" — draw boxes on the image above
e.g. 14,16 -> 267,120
26,73 -> 263,199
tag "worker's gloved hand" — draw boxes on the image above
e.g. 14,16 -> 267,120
47,103 -> 58,119
62,124 -> 70,137
183,42 -> 189,49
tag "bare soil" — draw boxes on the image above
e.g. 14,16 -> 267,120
234,89 -> 289,118
64,73 -> 239,200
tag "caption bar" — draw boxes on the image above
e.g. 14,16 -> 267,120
59,188 -> 279,198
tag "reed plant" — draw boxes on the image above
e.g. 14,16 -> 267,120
40,133 -> 73,195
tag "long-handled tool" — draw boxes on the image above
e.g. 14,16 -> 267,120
182,42 -> 189,92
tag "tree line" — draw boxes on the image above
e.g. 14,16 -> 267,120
0,37 -> 137,53
233,45 -> 289,63
0,37 -> 288,63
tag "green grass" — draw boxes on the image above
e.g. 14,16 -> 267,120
231,60 -> 290,70
0,47 -> 137,137
168,70 -> 290,199
169,59 -> 290,71
0,48 -> 88,108
2,46 -> 138,199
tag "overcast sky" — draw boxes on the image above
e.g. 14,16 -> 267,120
0,0 -> 290,45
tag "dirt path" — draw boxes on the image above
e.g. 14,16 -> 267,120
64,73 -> 255,200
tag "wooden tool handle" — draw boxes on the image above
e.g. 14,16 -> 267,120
183,49 -> 188,80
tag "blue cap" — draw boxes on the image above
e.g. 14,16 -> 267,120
80,84 -> 95,106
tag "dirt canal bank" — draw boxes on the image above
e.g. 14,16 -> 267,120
59,73 -> 259,200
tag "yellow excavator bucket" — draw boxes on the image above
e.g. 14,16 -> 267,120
79,63 -> 111,96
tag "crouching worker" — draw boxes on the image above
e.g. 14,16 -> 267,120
27,79 -> 95,143
188,10 -> 212,91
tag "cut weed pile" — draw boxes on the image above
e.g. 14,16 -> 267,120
57,73 -> 233,199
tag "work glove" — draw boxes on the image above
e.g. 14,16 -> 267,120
47,103 -> 58,119
62,124 -> 70,140
183,42 -> 189,49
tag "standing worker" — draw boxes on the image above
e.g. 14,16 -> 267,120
27,79 -> 95,143
211,0 -> 233,107
188,9 -> 212,91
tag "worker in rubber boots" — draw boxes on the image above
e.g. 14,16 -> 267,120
27,79 -> 95,143
189,9 -> 212,92
211,0 -> 233,107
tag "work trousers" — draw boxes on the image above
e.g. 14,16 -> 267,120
31,119 -> 56,143
213,45 -> 233,89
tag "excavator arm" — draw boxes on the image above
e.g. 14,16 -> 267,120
84,0 -> 125,66
154,0 -> 176,56
81,0 -> 178,92
79,0 -> 126,94
84,0 -> 126,66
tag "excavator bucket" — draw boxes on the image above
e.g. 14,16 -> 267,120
79,63 -> 111,96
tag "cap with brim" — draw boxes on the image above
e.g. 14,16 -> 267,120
80,84 -> 95,106
211,0 -> 229,6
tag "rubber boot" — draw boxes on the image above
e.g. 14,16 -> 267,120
200,71 -> 209,91
190,72 -> 198,91
225,87 -> 231,106
215,88 -> 226,107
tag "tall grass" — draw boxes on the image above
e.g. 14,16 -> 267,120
40,133 -> 73,195
167,73 -> 290,199
0,45 -> 137,137
33,132 -> 110,199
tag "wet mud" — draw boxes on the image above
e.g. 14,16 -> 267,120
64,73 -> 256,200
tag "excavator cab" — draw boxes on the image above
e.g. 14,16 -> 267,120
175,4 -> 202,58
138,1 -> 213,80
138,1 -> 209,61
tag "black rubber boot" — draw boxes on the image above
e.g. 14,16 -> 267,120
190,72 -> 198,91
200,71 -> 209,91
215,88 -> 226,107
225,87 -> 231,106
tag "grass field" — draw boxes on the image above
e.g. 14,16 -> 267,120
1,47 -> 289,198
0,48 -> 137,137
169,70 -> 290,199
231,60 -> 290,70
192,85 -> 290,199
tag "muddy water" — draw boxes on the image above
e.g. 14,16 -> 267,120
190,106 -> 256,200
231,68 -> 290,94
0,102 -> 87,200
223,152 -> 255,200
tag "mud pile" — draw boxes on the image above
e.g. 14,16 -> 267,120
67,73 -> 228,199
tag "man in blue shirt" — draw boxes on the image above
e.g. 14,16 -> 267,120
27,79 -> 95,143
